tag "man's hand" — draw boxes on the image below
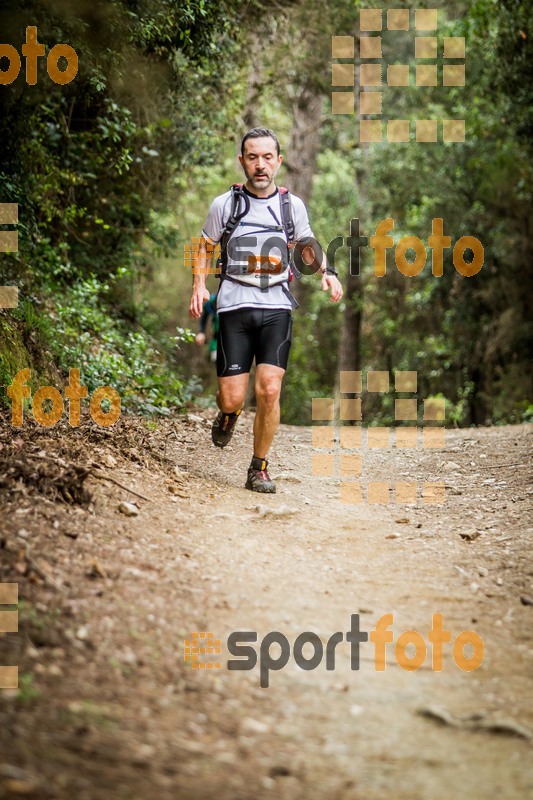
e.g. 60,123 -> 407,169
189,285 -> 210,318
321,272 -> 343,302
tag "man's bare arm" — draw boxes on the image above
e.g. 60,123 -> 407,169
189,237 -> 211,318
299,243 -> 343,303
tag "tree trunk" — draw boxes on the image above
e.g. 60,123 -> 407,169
338,273 -> 362,373
337,51 -> 364,399
242,38 -> 263,130
284,89 -> 323,202
284,89 -> 323,304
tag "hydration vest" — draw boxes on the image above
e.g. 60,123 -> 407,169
217,184 -> 299,308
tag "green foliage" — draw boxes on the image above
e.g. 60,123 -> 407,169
16,672 -> 40,703
325,0 -> 532,426
42,277 -> 196,412
0,0 -> 261,412
0,0 -> 529,426
0,317 -> 31,397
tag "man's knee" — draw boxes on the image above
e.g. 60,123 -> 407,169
218,382 -> 246,412
219,393 -> 245,412
255,380 -> 282,405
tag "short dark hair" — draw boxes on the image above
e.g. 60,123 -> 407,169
241,128 -> 280,157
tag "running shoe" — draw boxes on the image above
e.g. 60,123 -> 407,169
245,457 -> 276,493
211,408 -> 241,448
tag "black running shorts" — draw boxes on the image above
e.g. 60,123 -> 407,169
216,308 -> 293,377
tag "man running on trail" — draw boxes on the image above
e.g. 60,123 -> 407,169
189,127 -> 343,493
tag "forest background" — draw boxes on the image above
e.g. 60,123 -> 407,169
0,0 -> 531,427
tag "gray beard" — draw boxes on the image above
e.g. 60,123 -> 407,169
249,176 -> 275,191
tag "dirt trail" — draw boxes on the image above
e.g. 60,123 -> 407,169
0,412 -> 531,800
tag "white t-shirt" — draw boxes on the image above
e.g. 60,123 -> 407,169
201,185 -> 313,313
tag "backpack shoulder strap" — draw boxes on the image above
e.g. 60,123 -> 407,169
219,184 -> 250,268
278,187 -> 295,243
224,184 -> 249,232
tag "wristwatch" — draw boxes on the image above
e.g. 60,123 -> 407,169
321,266 -> 339,277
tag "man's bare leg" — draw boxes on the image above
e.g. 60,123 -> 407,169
253,364 -> 285,458
216,373 -> 249,413
211,373 -> 249,449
